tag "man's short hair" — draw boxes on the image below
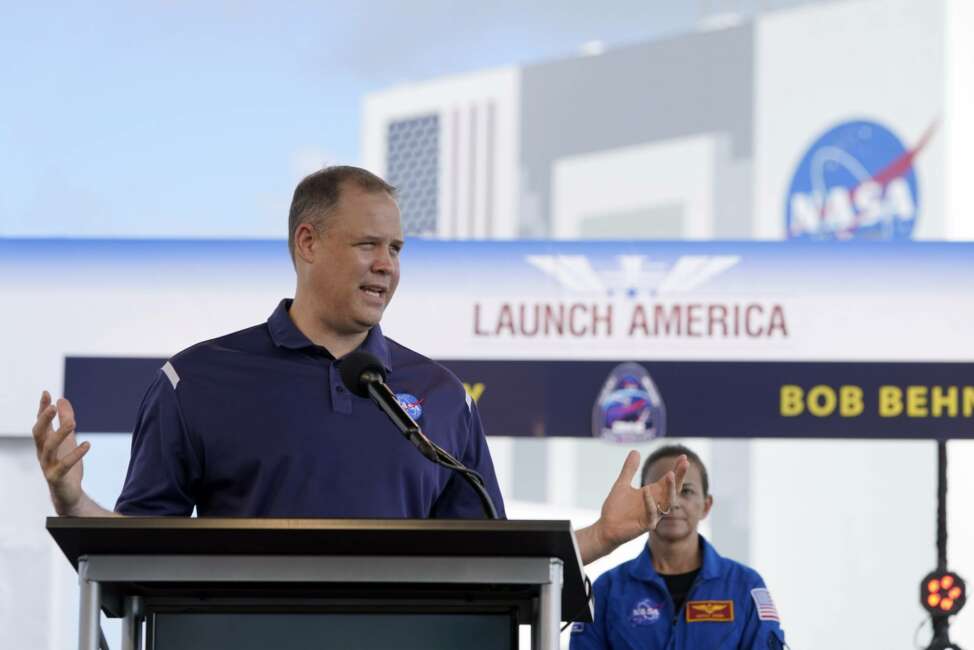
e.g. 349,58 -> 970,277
287,165 -> 397,261
640,443 -> 710,496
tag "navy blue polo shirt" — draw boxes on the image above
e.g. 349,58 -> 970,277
115,299 -> 506,519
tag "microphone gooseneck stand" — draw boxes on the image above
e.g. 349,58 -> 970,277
340,351 -> 500,520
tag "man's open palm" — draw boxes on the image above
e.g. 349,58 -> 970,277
33,392 -> 89,513
598,450 -> 689,549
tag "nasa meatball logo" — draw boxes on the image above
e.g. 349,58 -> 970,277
629,598 -> 662,626
593,362 -> 666,443
395,393 -> 423,420
786,119 -> 936,240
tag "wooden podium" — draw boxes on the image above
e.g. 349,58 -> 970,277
47,518 -> 591,650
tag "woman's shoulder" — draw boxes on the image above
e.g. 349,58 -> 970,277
713,553 -> 768,589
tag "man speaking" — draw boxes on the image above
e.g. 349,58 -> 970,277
32,165 -> 686,565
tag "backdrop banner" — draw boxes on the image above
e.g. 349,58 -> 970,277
2,238 -> 971,438
65,357 -> 974,439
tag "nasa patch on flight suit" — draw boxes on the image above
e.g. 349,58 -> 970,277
685,600 -> 734,622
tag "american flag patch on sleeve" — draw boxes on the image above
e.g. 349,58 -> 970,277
751,588 -> 780,622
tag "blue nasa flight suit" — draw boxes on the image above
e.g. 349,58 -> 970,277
570,536 -> 785,650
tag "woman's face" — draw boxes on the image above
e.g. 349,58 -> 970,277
645,458 -> 713,543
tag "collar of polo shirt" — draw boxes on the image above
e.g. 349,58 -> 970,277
267,298 -> 393,372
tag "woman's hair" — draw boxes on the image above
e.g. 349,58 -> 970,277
640,443 -> 709,496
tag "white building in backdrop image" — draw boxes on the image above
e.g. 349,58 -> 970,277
362,1 -> 974,647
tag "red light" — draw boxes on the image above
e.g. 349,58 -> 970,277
921,570 -> 966,616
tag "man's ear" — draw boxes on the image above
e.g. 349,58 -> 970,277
294,222 -> 318,264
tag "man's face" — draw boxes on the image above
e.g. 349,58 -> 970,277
645,459 -> 712,543
304,184 -> 403,337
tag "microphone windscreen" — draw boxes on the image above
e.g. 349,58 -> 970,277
338,351 -> 387,397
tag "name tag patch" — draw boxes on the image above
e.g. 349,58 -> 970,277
686,600 -> 734,622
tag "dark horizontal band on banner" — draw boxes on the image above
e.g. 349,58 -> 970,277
64,357 -> 974,439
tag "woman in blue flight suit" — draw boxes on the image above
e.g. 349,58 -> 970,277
570,444 -> 787,650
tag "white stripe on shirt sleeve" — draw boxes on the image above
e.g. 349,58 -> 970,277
161,361 -> 180,389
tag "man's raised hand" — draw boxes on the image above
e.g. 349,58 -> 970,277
33,391 -> 90,516
579,450 -> 689,564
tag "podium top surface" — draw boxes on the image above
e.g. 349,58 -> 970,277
47,517 -> 591,620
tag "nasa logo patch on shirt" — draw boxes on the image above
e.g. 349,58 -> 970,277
395,393 -> 423,420
685,600 -> 734,622
569,622 -> 585,634
628,598 -> 662,626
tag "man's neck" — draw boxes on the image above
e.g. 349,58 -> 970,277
649,532 -> 702,575
289,295 -> 369,359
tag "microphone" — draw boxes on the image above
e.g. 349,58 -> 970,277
338,351 -> 438,462
339,351 -> 499,519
